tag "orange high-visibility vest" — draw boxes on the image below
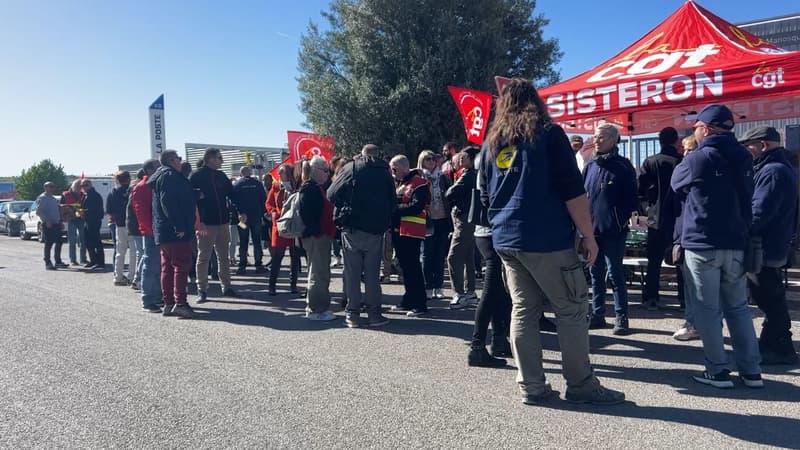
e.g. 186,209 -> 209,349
397,171 -> 430,239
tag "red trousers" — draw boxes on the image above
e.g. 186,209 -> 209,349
160,241 -> 192,306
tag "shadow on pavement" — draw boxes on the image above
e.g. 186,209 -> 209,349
534,399 -> 800,448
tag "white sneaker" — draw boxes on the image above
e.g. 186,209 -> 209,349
673,324 -> 700,341
433,288 -> 445,299
449,294 -> 470,310
426,289 -> 434,299
330,257 -> 342,268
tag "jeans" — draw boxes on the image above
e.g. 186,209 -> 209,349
644,226 -> 684,304
238,220 -> 263,267
130,234 -> 144,285
473,236 -> 512,348
228,224 -> 239,263
301,236 -> 332,314
683,249 -> 761,376
160,240 -> 192,306
67,219 -> 86,262
447,218 -> 476,295
43,223 -> 64,264
679,263 -> 695,326
748,266 -> 794,355
589,233 -> 628,318
498,248 -> 598,396
342,229 -> 384,317
394,233 -> 427,310
332,236 -> 342,259
423,218 -> 451,290
140,235 -> 161,308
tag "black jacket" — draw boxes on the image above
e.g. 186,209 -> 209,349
445,168 -> 477,222
232,176 -> 267,218
148,165 -> 196,244
638,145 -> 682,230
106,185 -> 130,226
327,156 -> 396,235
190,167 -> 233,226
82,188 -> 104,224
126,193 -> 141,237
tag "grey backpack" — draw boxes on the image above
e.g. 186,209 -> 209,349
276,191 -> 305,238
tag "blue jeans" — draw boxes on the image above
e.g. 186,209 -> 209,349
590,234 -> 628,317
140,235 -> 162,308
683,249 -> 761,375
679,264 -> 695,326
67,219 -> 86,262
131,235 -> 144,284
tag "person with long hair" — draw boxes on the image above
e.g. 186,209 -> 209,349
480,78 -> 624,405
417,149 -> 451,300
265,164 -> 302,295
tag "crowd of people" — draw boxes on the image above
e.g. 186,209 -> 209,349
32,78 -> 799,406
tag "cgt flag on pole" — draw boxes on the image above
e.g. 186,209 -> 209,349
286,131 -> 335,163
447,86 -> 493,145
149,95 -> 166,159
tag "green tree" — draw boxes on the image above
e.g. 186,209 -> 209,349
297,0 -> 561,156
15,159 -> 68,200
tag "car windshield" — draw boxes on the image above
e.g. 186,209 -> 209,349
9,202 -> 32,213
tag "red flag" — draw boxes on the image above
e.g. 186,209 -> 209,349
269,156 -> 293,181
286,131 -> 335,162
447,86 -> 493,145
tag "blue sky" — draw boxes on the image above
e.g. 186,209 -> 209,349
0,0 -> 796,176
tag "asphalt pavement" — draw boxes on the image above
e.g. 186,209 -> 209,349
1,235 -> 799,449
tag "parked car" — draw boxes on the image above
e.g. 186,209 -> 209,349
20,194 -> 112,242
0,200 -> 33,236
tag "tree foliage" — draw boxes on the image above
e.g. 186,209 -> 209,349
16,159 -> 68,200
297,0 -> 561,156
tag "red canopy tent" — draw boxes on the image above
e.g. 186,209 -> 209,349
498,1 -> 800,137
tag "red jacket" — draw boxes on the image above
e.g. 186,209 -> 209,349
131,175 -> 154,236
266,181 -> 295,248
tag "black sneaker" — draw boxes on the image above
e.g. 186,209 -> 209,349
54,261 -> 69,269
70,260 -> 80,266
141,304 -> 162,313
45,262 -> 56,271
268,286 -> 277,296
197,290 -> 208,304
612,316 -> 630,335
644,299 -> 658,311
254,266 -> 267,274
162,304 -> 176,317
490,337 -> 513,358
172,303 -> 195,319
522,384 -> 559,405
83,262 -> 95,269
692,369 -> 734,389
588,314 -> 607,330
223,287 -> 240,298
467,347 -> 507,368
345,313 -> 360,328
565,384 -> 626,405
740,373 -> 764,389
235,267 -> 246,275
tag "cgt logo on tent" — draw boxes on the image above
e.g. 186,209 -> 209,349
752,65 -> 785,90
459,93 -> 486,139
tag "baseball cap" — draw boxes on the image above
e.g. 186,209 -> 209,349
738,126 -> 781,144
695,104 -> 735,130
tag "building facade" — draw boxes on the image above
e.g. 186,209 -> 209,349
184,143 -> 286,179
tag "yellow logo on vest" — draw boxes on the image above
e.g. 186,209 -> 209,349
495,145 -> 516,169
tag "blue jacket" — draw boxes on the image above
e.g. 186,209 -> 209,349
480,123 -> 585,253
147,165 -> 196,245
232,176 -> 267,218
751,147 -> 798,266
583,148 -> 638,237
105,185 -> 130,226
671,132 -> 754,251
